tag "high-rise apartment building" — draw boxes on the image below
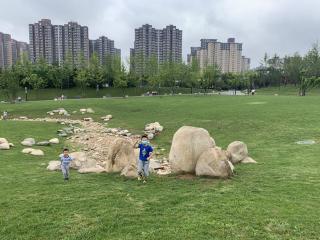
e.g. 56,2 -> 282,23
62,22 -> 89,65
0,32 -> 13,68
11,40 -> 29,63
188,38 -> 250,73
0,32 -> 28,69
89,36 -> 121,65
29,19 -> 54,64
131,24 -> 182,75
160,25 -> 182,64
241,56 -> 251,72
29,19 -> 90,66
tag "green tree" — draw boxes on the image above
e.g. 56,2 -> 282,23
0,69 -> 20,102
299,43 -> 320,96
113,64 -> 128,97
283,53 -> 303,87
201,64 -> 221,93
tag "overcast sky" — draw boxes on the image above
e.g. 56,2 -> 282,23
1,0 -> 320,67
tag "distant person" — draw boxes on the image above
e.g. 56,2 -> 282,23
61,94 -> 65,100
251,89 -> 256,95
134,135 -> 153,183
60,148 -> 73,181
2,110 -> 8,120
17,96 -> 22,102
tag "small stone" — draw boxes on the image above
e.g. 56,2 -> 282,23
30,149 -> 44,156
49,138 -> 59,144
22,148 -> 34,154
86,108 -> 95,113
21,138 -> 36,147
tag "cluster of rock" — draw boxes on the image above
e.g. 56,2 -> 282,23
57,125 -> 85,137
12,117 -> 79,124
46,108 -> 95,117
144,122 -> 164,140
22,148 -> 44,156
47,108 -> 70,116
46,119 -> 170,176
0,138 -> 14,150
169,126 -> 256,178
21,137 -> 60,147
20,137 -> 60,156
16,117 -> 255,180
105,128 -> 132,137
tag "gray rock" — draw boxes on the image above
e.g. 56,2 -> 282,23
21,138 -> 36,147
36,141 -> 51,146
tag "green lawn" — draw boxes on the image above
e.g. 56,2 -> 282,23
0,95 -> 319,239
0,87 -> 204,101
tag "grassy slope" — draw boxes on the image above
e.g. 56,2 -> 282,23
0,95 -> 319,239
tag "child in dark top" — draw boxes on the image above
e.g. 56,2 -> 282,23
135,135 -> 153,183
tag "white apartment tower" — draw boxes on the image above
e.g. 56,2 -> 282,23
188,38 -> 250,73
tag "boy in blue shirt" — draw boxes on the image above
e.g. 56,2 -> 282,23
60,148 -> 73,181
135,135 -> 153,183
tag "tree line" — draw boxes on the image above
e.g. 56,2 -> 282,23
257,43 -> 320,95
1,43 -> 320,101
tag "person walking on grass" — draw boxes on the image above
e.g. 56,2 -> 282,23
135,134 -> 153,183
60,148 -> 73,181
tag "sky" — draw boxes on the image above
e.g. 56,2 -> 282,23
1,0 -> 320,67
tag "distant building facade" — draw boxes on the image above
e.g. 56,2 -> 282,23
0,32 -> 13,68
0,32 -> 29,69
89,36 -> 121,65
29,19 -> 89,66
130,24 -> 182,75
188,38 -> 250,73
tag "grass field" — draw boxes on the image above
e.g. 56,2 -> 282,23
0,87 -> 204,101
3,84 -> 320,102
0,94 -> 319,239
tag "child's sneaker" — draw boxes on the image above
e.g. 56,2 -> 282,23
138,176 -> 142,181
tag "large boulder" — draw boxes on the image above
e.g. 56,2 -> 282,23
47,161 -> 61,171
169,126 -> 216,173
105,138 -> 136,174
0,138 -> 10,150
195,147 -> 233,178
227,141 -> 256,164
21,138 -> 36,147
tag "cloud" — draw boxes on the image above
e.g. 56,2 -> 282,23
1,0 -> 320,67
